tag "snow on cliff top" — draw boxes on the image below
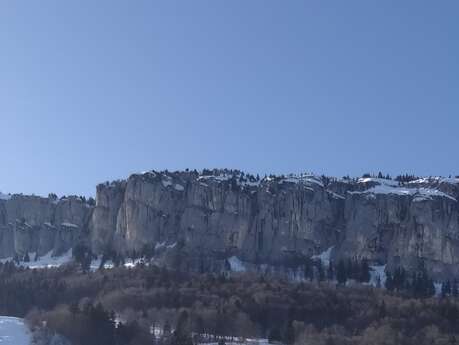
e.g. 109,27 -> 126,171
0,316 -> 31,344
350,183 -> 457,201
0,192 -> 11,201
198,173 -> 260,187
358,177 -> 399,187
279,174 -> 324,187
408,176 -> 459,185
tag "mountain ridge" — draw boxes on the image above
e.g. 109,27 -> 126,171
1,169 -> 459,279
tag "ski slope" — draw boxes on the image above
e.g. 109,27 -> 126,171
0,316 -> 31,344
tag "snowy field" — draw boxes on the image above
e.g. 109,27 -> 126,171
0,316 -> 31,344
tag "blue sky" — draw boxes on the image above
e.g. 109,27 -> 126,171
0,1 -> 458,196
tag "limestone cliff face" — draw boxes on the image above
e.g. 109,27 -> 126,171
0,194 -> 92,257
1,171 -> 459,279
340,191 -> 459,276
88,171 -> 459,278
103,172 -> 343,265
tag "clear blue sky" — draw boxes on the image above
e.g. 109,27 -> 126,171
0,1 -> 458,197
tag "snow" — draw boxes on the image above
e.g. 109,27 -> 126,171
370,265 -> 387,287
0,316 -> 31,344
174,184 -> 185,191
280,174 -> 324,188
409,177 -> 459,185
61,222 -> 79,229
0,249 -> 73,269
0,249 -> 151,271
327,191 -> 345,199
227,256 -> 246,272
349,185 -> 457,202
198,339 -> 271,345
198,174 -> 261,188
352,176 -> 457,201
0,192 -> 11,201
312,246 -> 334,266
161,178 -> 173,188
155,241 -> 177,250
358,177 -> 399,187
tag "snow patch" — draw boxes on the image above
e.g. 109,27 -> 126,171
409,177 -> 459,185
349,185 -> 457,202
434,282 -> 443,297
0,316 -> 31,345
358,177 -> 399,187
61,222 -> 79,229
327,191 -> 345,200
161,179 -> 173,188
198,174 -> 261,188
370,264 -> 386,287
0,192 -> 11,201
0,249 -> 73,269
280,174 -> 324,188
227,256 -> 246,272
312,246 -> 334,266
174,184 -> 185,191
155,241 -> 177,250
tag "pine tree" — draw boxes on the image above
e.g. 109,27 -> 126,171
378,300 -> 386,318
442,281 -> 452,298
284,321 -> 295,345
453,279 -> 459,297
304,259 -> 314,281
317,261 -> 325,282
385,272 -> 394,291
359,259 -> 370,283
327,262 -> 334,281
337,260 -> 347,286
442,282 -> 449,298
376,275 -> 381,288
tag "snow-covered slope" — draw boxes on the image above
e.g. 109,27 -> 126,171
0,250 -> 73,269
0,316 -> 31,344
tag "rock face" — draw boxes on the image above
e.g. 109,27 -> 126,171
2,171 -> 459,279
0,194 -> 92,258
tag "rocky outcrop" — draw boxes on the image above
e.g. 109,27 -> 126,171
0,194 -> 92,258
1,170 -> 459,279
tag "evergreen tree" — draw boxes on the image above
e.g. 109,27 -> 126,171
378,300 -> 386,318
304,259 -> 314,281
337,260 -> 347,285
359,259 -> 370,283
317,261 -> 325,282
327,262 -> 334,281
385,272 -> 394,291
284,320 -> 295,345
442,281 -> 452,298
376,275 -> 381,288
453,279 -> 459,297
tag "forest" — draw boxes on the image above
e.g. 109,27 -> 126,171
0,259 -> 457,345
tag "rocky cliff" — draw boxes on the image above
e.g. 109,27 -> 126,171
2,170 -> 459,279
0,194 -> 92,258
